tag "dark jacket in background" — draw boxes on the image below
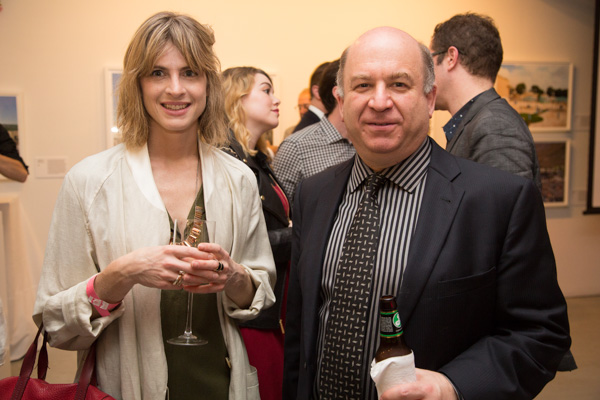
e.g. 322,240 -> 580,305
224,137 -> 291,330
292,109 -> 321,133
0,123 -> 28,171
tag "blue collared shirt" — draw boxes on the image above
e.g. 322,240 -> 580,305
443,93 -> 483,142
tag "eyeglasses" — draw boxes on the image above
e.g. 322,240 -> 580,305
431,49 -> 448,57
431,47 -> 460,58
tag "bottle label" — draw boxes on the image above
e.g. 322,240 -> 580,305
379,310 -> 403,338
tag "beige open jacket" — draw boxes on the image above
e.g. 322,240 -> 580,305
33,141 -> 276,400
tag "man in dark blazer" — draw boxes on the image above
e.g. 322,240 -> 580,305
430,13 -> 541,191
292,62 -> 330,133
283,26 -> 570,400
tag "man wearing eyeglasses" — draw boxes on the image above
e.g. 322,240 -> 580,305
282,88 -> 312,140
292,62 -> 330,133
430,13 -> 541,191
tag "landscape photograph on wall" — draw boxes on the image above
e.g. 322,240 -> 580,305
535,140 -> 570,207
495,62 -> 572,131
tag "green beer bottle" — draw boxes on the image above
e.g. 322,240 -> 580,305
375,295 -> 412,362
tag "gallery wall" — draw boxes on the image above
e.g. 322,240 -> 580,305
0,0 -> 599,298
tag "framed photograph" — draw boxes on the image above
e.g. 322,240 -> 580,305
104,68 -> 122,148
586,4 -> 600,213
535,139 -> 570,207
0,93 -> 25,181
495,62 -> 573,132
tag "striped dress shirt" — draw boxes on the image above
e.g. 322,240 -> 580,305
315,138 -> 432,399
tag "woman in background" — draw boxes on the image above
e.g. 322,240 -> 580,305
34,12 -> 275,400
222,67 -> 291,400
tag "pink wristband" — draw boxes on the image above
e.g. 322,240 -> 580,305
86,274 -> 120,317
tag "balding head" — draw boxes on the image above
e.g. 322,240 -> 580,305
333,26 -> 437,171
337,27 -> 434,98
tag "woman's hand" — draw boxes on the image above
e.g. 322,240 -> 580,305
94,245 -> 212,304
185,242 -> 256,308
94,242 -> 256,310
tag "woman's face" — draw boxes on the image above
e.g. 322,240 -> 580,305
140,42 -> 207,137
241,73 -> 280,137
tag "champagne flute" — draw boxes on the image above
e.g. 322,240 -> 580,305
167,212 -> 216,346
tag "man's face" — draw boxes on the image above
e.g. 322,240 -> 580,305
429,43 -> 449,111
297,90 -> 311,118
338,29 -> 436,171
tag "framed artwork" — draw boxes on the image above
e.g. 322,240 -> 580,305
586,3 -> 600,213
0,93 -> 25,181
535,139 -> 570,207
104,68 -> 122,148
495,62 -> 573,132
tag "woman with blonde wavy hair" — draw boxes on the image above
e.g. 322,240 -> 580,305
34,13 -> 275,400
222,67 -> 291,400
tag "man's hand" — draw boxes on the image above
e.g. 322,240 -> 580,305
380,368 -> 459,400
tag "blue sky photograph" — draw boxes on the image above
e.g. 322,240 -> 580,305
0,96 -> 18,126
499,63 -> 570,90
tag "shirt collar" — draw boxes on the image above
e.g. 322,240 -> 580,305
443,92 -> 484,142
320,117 -> 349,145
348,138 -> 432,194
309,104 -> 325,120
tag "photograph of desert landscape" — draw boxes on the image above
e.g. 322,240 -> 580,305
495,63 -> 572,131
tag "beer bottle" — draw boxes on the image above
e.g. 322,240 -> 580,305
375,294 -> 412,362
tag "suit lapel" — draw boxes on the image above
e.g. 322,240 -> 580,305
398,142 -> 464,324
446,88 -> 501,153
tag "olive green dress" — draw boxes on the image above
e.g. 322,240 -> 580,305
160,187 -> 230,399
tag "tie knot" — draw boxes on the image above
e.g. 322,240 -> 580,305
364,173 -> 386,197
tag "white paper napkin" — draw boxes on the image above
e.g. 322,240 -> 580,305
370,352 -> 417,398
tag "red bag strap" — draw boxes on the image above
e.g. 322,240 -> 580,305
9,325 -> 43,400
9,323 -> 100,400
37,330 -> 49,380
74,338 -> 98,400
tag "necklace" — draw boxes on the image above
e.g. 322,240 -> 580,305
195,151 -> 200,196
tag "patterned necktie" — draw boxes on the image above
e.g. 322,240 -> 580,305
319,173 -> 386,399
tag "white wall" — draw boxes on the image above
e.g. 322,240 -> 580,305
0,0 -> 598,297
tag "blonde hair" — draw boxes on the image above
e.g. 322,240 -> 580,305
117,11 -> 228,149
222,67 -> 273,158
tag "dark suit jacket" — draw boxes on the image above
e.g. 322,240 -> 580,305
293,109 -> 321,133
283,138 -> 570,400
446,88 -> 541,191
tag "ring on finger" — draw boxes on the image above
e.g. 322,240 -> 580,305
172,271 -> 185,286
214,262 -> 224,272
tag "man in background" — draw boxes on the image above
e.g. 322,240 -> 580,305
292,61 -> 330,133
430,12 -> 541,190
273,59 -> 355,205
0,123 -> 28,182
432,11 -> 577,373
283,88 -> 312,140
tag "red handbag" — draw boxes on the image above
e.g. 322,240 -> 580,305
0,325 -> 115,400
